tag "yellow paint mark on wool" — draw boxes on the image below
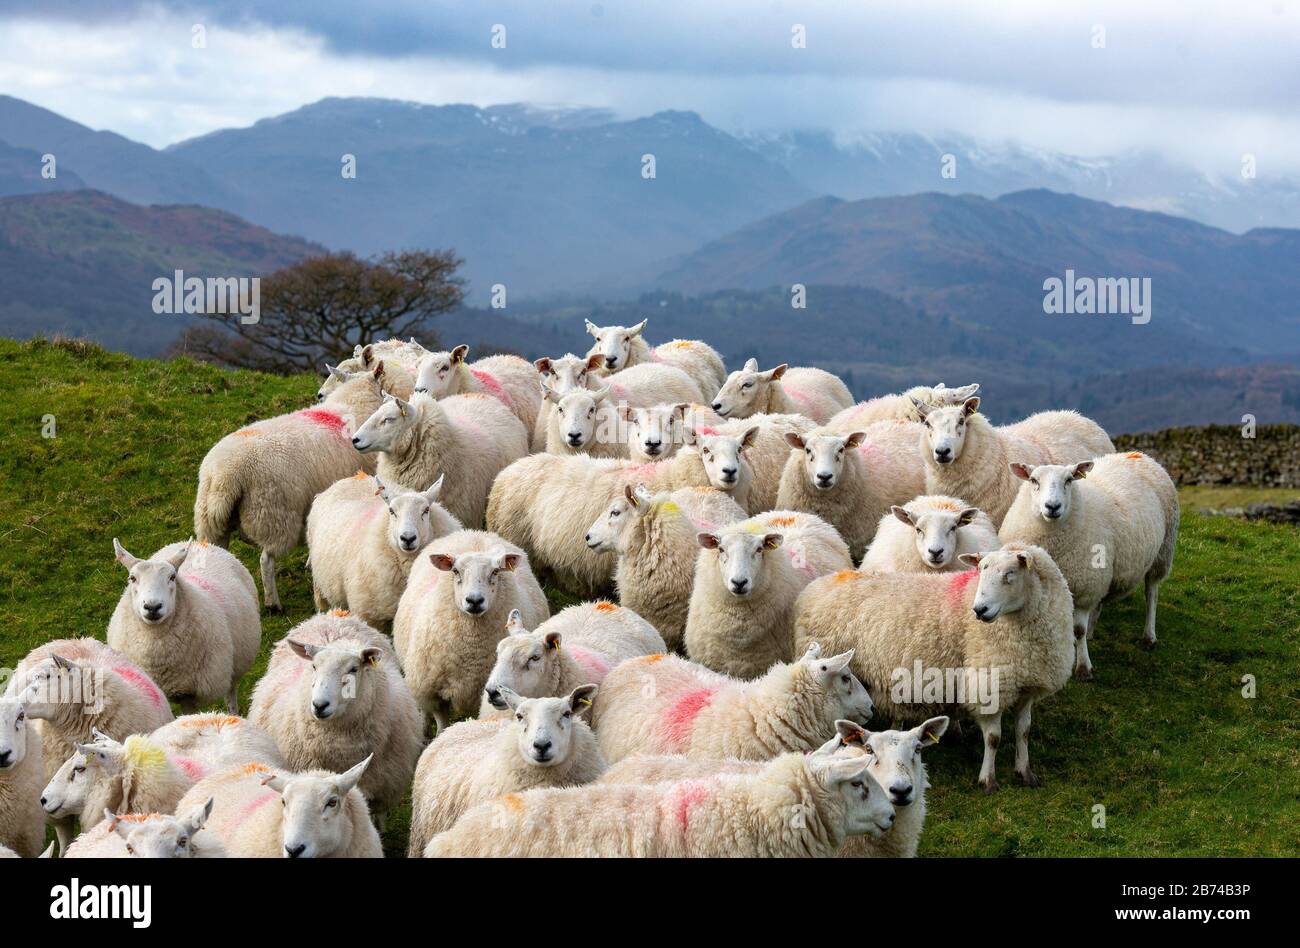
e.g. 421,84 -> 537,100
123,736 -> 169,775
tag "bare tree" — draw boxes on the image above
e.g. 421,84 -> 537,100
168,250 -> 464,373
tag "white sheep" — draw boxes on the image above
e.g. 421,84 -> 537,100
480,602 -> 665,715
591,642 -> 873,762
248,612 -> 423,827
532,352 -> 605,451
792,543 -> 1074,791
860,495 -> 999,574
584,484 -> 748,649
685,512 -> 853,678
424,743 -> 891,858
914,396 -> 1115,526
408,685 -> 605,856
999,452 -> 1180,678
828,383 -> 980,429
196,361 -> 400,609
776,421 -> 928,560
486,428 -> 759,596
412,344 -> 543,436
392,530 -> 550,730
146,713 -> 285,776
711,358 -> 853,424
107,538 -> 260,713
351,390 -> 528,528
623,402 -> 718,462
541,362 -> 703,457
8,639 -> 174,855
584,318 -> 727,396
57,733 -> 193,832
64,800 -> 225,859
306,472 -> 461,627
173,757 -> 381,858
0,696 -> 44,858
316,339 -> 424,400
710,413 -> 816,512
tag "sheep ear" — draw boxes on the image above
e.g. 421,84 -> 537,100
261,772 -> 288,793
505,609 -> 527,635
671,403 -> 689,420
534,357 -> 553,375
681,426 -> 699,447
765,363 -> 788,382
541,385 -> 561,405
189,797 -> 215,831
544,631 -> 562,652
569,683 -> 598,714
113,539 -> 139,569
740,426 -> 759,449
585,353 -> 606,372
1072,461 -> 1094,480
496,552 -> 521,572
914,716 -> 949,747
762,533 -> 783,551
91,726 -> 113,743
108,811 -> 132,839
335,755 -> 372,795
910,396 -> 931,419
424,474 -> 445,501
372,360 -> 387,383
584,319 -> 600,338
52,653 -> 76,671
962,396 -> 980,416
287,639 -> 318,661
327,364 -> 348,382
844,430 -> 867,448
802,641 -> 823,660
498,686 -> 524,711
360,647 -> 382,668
951,383 -> 980,401
590,385 -> 612,404
958,552 -> 982,568
624,484 -> 640,507
891,506 -> 915,527
361,345 -> 375,367
429,553 -> 456,572
836,719 -> 869,747
743,358 -> 759,372
1016,551 -> 1036,571
618,404 -> 636,423
697,533 -> 720,550
957,507 -> 979,526
824,755 -> 873,786
374,476 -> 393,503
633,483 -> 655,504
393,394 -> 411,417
821,649 -> 855,673
451,344 -> 469,363
784,432 -> 805,450
38,842 -> 55,858
628,318 -> 647,337
1009,462 -> 1034,481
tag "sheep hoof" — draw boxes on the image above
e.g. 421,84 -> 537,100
1073,665 -> 1094,682
1017,768 -> 1040,788
1138,637 -> 1156,651
265,603 -> 284,615
979,776 -> 999,794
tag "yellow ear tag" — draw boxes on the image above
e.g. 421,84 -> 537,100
924,731 -> 936,743
1077,471 -> 1087,479
578,697 -> 592,706
366,653 -> 379,667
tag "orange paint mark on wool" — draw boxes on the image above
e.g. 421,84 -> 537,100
663,340 -> 696,350
331,609 -> 351,618
641,653 -> 667,664
233,428 -> 259,438
930,499 -> 960,512
1126,452 -> 1143,459
832,569 -> 862,584
594,601 -> 619,613
766,515 -> 796,528
352,470 -> 369,480
501,794 -> 525,813
177,715 -> 242,729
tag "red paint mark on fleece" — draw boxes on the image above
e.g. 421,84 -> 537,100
783,387 -> 814,411
296,409 -> 348,434
239,791 -> 278,823
183,573 -> 222,602
672,779 -> 713,832
947,569 -> 979,606
112,666 -> 165,710
565,645 -> 610,682
173,757 -> 205,781
660,688 -> 716,749
856,441 -> 884,463
471,369 -> 515,410
695,426 -> 718,436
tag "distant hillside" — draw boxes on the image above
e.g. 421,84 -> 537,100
0,139 -> 86,196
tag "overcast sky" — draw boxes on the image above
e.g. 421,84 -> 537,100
1,0 -> 1298,174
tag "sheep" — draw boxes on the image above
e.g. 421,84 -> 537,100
407,685 -> 605,856
596,716 -> 948,858
860,495 -> 1000,574
424,741 -> 892,858
306,472 -> 461,627
196,360 -> 401,609
914,396 -> 1115,526
57,733 -> 193,833
792,543 -> 1074,791
248,612 -> 423,827
392,530 -> 550,730
591,642 -> 873,762
711,358 -> 853,424
622,402 -> 721,462
480,603 -> 666,715
351,390 -> 528,529
173,757 -> 381,858
542,362 -> 704,457
107,538 -> 260,713
998,452 -> 1180,679
0,696 -> 44,858
7,638 -> 174,856
487,428 -> 759,597
146,713 -> 285,775
317,339 -> 424,401
828,383 -> 980,429
712,413 -> 817,512
412,345 -> 543,436
532,352 -> 605,451
776,421 -> 927,560
64,799 -> 225,859
584,318 -> 727,396
685,512 -> 853,678
584,484 -> 748,649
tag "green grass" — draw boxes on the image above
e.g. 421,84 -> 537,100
1,336 -> 1297,857
1177,484 -> 1300,512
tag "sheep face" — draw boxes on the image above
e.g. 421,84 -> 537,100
837,717 -> 948,807
501,685 -> 598,767
485,612 -> 560,705
351,394 -> 417,454
428,550 -> 521,616
585,318 -> 646,372
893,504 -> 982,568
412,346 -> 468,397
0,696 -> 32,770
711,359 -> 786,418
962,547 -> 1036,622
585,484 -> 656,554
535,353 -> 601,397
801,643 -> 874,727
915,397 -> 980,465
1010,461 -> 1094,522
13,657 -> 82,720
110,800 -> 213,858
114,539 -> 189,625
548,385 -> 611,449
685,428 -> 755,491
379,476 -> 445,553
788,431 -> 866,490
623,404 -> 686,461
266,757 -> 370,859
41,748 -> 91,819
73,734 -> 126,784
698,529 -> 783,598
807,753 -> 894,839
287,641 -> 384,721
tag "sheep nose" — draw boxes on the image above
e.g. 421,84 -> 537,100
711,402 -> 723,412
973,603 -> 989,617
721,466 -> 738,479
934,446 -> 952,460
1044,501 -> 1062,515
312,700 -> 331,718
0,751 -> 10,767
464,594 -> 485,612
645,438 -> 661,448
533,740 -> 552,754
884,812 -> 895,825
567,432 -> 583,444
285,843 -> 307,858
351,436 -> 361,446
143,601 -> 163,616
399,532 -> 417,547
414,387 -> 427,394
485,687 -> 503,708
604,356 -> 617,369
816,472 -> 833,485
890,783 -> 912,800
40,795 -> 48,806
729,578 -> 749,594
928,548 -> 945,560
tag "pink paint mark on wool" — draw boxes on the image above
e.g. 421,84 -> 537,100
672,779 -> 713,832
174,757 -> 205,781
947,569 -> 979,606
856,440 -> 884,463
565,645 -> 610,682
239,791 -> 277,823
620,460 -> 666,482
660,688 -> 716,749
784,387 -> 813,410
694,426 -> 718,436
296,409 -> 347,434
356,500 -> 382,527
690,518 -> 718,533
184,573 -> 223,602
111,666 -> 164,710
610,382 -> 628,400
470,369 -> 514,410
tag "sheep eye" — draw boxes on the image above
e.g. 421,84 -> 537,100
129,576 -> 137,583
177,836 -> 187,847
916,527 -> 922,535
349,667 -> 359,675
389,509 -> 396,517
74,766 -> 85,775
562,711 -> 572,719
840,674 -> 850,684
422,508 -> 430,517
126,845 -> 134,855
516,713 -> 524,722
326,798 -> 338,809
610,510 -> 619,518
849,780 -> 863,789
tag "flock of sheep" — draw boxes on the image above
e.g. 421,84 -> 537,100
0,318 -> 1180,859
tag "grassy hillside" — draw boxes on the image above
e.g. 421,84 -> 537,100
1,336 -> 1296,856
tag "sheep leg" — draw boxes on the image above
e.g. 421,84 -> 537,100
54,817 -> 74,858
312,585 -> 327,612
1013,698 -> 1039,787
975,712 -> 1001,793
430,700 -> 450,736
226,683 -> 240,715
1072,607 -> 1094,680
1087,603 -> 1102,639
1140,577 -> 1161,650
259,549 -> 281,612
